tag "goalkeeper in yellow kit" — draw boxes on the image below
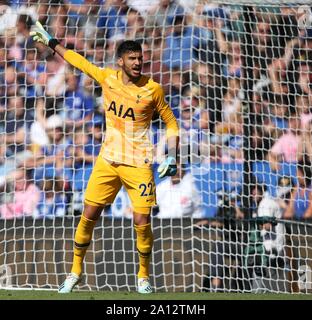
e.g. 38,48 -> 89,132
30,22 -> 179,294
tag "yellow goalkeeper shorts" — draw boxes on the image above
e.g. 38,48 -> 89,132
84,156 -> 156,212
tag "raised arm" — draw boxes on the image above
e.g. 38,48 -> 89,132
268,38 -> 299,95
30,21 -> 106,84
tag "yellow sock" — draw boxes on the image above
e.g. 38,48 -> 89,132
134,223 -> 153,279
71,214 -> 97,276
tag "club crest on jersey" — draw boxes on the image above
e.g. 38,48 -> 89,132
108,101 -> 135,121
136,95 -> 141,104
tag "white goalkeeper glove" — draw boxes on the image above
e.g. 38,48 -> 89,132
30,21 -> 60,52
30,21 -> 53,46
157,156 -> 177,179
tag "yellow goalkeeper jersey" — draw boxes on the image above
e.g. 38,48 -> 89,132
64,50 -> 179,168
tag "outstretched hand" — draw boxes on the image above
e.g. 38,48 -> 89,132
30,21 -> 53,46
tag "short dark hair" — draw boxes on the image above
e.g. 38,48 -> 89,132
116,40 -> 142,57
173,14 -> 184,25
17,14 -> 33,30
250,175 -> 266,193
298,155 -> 312,186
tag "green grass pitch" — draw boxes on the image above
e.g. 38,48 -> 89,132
1,290 -> 312,300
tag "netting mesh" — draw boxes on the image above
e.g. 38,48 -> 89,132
0,0 -> 312,293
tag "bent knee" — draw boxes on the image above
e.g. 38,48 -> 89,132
83,201 -> 104,220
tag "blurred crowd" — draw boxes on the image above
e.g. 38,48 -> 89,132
1,0 -> 312,221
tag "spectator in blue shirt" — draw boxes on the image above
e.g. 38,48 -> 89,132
62,72 -> 94,130
65,127 -> 100,212
145,0 -> 184,32
162,14 -> 200,70
4,95 -> 33,156
223,121 -> 244,163
26,114 -> 68,183
35,178 -> 68,218
97,0 -> 129,39
65,127 -> 99,171
163,67 -> 188,120
16,46 -> 45,109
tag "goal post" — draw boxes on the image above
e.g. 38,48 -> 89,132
0,0 -> 312,294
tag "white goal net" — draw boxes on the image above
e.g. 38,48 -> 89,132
1,0 -> 312,294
